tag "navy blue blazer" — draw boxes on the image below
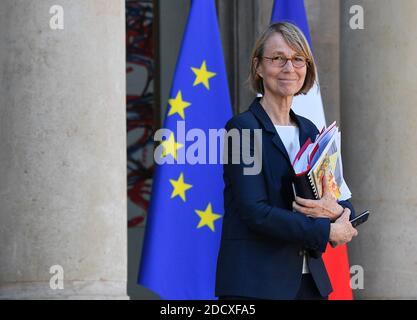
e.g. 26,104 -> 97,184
215,98 -> 356,299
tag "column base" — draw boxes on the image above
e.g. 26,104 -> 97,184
0,280 -> 129,300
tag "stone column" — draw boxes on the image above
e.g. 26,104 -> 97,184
0,0 -> 127,299
305,0 -> 340,125
217,0 -> 261,114
341,0 -> 417,299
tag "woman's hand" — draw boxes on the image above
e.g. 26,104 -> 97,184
329,208 -> 358,247
292,169 -> 344,222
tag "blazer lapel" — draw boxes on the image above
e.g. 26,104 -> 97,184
289,108 -> 313,149
249,98 -> 315,168
249,99 -> 292,166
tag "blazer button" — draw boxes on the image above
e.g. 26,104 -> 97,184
298,250 -> 303,256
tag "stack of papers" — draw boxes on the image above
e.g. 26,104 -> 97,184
292,122 -> 351,201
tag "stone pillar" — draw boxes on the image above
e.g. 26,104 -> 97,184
305,0 -> 340,125
217,0 -> 261,114
0,0 -> 127,299
341,0 -> 417,298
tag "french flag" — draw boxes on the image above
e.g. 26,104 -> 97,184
271,0 -> 353,300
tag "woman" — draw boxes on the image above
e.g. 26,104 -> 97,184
215,22 -> 358,300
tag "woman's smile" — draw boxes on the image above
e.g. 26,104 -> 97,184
278,78 -> 297,82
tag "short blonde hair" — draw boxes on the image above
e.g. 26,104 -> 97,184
248,22 -> 317,96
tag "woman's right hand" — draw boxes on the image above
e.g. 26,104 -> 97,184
329,208 -> 358,247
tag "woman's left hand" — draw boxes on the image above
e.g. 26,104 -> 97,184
292,169 -> 344,222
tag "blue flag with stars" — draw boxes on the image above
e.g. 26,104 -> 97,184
138,0 -> 232,299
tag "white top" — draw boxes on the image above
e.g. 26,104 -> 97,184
274,124 -> 310,274
274,125 -> 300,164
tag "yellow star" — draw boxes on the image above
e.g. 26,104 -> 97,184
168,91 -> 191,119
161,133 -> 183,160
169,173 -> 193,202
195,203 -> 222,232
191,60 -> 216,90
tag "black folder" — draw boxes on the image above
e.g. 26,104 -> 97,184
292,175 -> 322,259
293,171 -> 319,200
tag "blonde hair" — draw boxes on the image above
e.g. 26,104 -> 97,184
248,22 -> 317,96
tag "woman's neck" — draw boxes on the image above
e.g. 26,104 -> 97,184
260,94 -> 294,126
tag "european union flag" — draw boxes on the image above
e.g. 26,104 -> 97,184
138,0 -> 232,299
